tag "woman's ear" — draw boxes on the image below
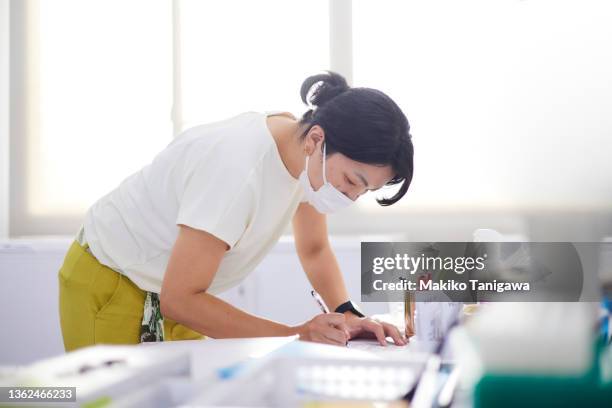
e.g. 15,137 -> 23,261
304,125 -> 325,155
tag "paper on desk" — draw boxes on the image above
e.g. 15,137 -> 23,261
272,339 -> 381,361
347,339 -> 430,363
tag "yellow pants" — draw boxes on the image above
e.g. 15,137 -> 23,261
58,240 -> 204,352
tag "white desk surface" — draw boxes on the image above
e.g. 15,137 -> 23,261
137,334 -> 435,383
138,336 -> 298,382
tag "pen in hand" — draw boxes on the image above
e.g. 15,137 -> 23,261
310,290 -> 330,313
310,290 -> 349,346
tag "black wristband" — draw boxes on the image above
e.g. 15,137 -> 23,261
334,300 -> 365,318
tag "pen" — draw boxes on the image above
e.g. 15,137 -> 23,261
310,290 -> 348,346
310,290 -> 330,314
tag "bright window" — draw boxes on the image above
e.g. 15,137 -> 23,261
12,0 -> 612,236
179,0 -> 329,129
353,0 -> 612,211
13,0 -> 329,235
32,0 -> 173,216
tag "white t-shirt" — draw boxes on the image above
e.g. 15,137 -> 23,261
81,111 -> 304,294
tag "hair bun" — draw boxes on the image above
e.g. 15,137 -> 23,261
300,71 -> 349,108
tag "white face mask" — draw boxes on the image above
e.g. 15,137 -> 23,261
299,143 -> 354,214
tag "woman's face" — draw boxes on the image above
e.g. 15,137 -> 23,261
304,130 -> 395,202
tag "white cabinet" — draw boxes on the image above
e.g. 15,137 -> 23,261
0,239 -> 71,365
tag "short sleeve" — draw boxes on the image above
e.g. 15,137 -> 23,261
299,187 -> 307,203
176,157 -> 255,250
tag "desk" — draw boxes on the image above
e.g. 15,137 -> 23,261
1,336 -> 451,407
139,335 -> 297,383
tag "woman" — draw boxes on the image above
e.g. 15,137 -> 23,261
58,71 -> 414,351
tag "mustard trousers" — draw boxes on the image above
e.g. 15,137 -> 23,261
58,240 -> 204,352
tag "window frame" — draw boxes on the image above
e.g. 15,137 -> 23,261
0,0 -> 9,239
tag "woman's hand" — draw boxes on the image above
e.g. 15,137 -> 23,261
344,313 -> 407,346
294,313 -> 351,346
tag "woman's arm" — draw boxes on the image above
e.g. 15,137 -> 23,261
292,202 -> 350,311
160,224 -> 349,345
292,203 -> 407,346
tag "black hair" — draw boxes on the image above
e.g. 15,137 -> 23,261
299,71 -> 414,206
